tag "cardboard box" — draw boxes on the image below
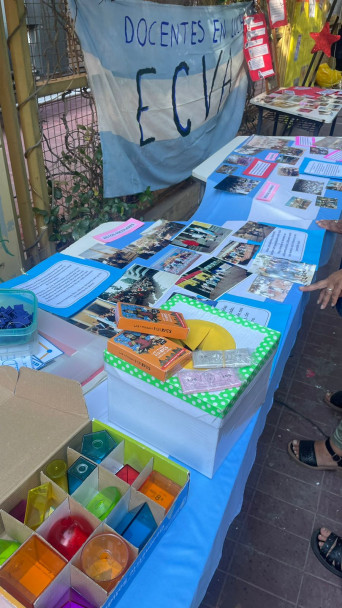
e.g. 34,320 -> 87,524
105,294 -> 280,478
115,302 -> 189,340
0,368 -> 189,607
107,331 -> 191,381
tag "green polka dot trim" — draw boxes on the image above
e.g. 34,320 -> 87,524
104,295 -> 280,419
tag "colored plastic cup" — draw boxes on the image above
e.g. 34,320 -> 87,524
45,459 -> 69,492
80,533 -> 129,591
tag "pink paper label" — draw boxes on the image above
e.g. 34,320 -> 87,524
295,136 -> 316,147
256,181 -> 280,202
94,218 -> 144,243
265,152 -> 279,161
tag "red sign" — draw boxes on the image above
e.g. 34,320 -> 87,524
243,15 -> 275,82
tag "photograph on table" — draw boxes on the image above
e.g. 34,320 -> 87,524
217,241 -> 260,266
126,220 -> 185,260
315,196 -> 338,208
79,244 -> 138,269
140,219 -> 184,241
250,254 -> 316,285
171,221 -> 231,253
248,275 -> 292,302
215,164 -> 237,175
277,167 -> 299,177
97,264 -> 176,307
310,146 -> 329,155
67,298 -> 118,337
151,247 -> 201,274
176,257 -> 251,299
327,180 -> 342,192
292,178 -> 324,196
223,153 -> 254,166
232,221 -> 275,243
285,196 -> 312,210
317,137 -> 342,150
274,154 -> 299,165
280,147 -> 304,158
214,175 -> 260,195
237,136 -> 290,152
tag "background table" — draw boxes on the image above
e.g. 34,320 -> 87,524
250,90 -> 340,136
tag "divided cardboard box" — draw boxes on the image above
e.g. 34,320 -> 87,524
104,295 -> 281,478
0,367 -> 189,608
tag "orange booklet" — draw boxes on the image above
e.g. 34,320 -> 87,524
107,331 -> 191,381
115,302 -> 189,340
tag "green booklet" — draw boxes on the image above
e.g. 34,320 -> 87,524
104,295 -> 281,419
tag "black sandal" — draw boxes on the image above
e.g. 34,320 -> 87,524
311,529 -> 342,578
287,437 -> 342,470
324,390 -> 342,412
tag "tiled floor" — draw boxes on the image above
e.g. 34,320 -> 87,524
199,169 -> 342,604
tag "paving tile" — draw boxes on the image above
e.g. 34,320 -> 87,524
218,575 -> 295,608
264,445 -> 324,486
229,544 -> 302,603
318,489 -> 342,522
284,381 -> 340,427
255,440 -> 270,465
266,402 -> 283,426
259,422 -> 276,442
239,515 -> 309,569
321,469 -> 342,497
309,318 -> 342,340
278,409 -> 333,439
257,468 -> 320,511
271,425 -> 309,452
201,568 -> 226,607
245,463 -> 262,489
226,512 -> 246,541
297,574 -> 342,608
218,538 -> 236,572
249,490 -> 315,539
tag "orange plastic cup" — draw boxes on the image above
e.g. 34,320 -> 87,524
80,533 -> 129,592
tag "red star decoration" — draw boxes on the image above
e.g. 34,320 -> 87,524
310,23 -> 340,57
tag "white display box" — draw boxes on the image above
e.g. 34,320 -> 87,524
105,294 -> 279,478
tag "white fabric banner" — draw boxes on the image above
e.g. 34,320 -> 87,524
69,0 -> 250,196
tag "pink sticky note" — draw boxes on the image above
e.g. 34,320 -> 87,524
94,218 -> 144,243
256,181 -> 280,202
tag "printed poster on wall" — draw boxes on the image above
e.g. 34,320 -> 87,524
67,0 -> 250,197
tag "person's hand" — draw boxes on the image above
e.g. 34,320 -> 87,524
300,269 -> 342,309
316,219 -> 342,234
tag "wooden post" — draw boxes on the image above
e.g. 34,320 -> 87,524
0,1 -> 40,265
0,124 -> 25,280
4,0 -> 54,259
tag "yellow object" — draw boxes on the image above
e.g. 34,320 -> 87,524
175,320 -> 236,369
24,483 -> 52,531
315,63 -> 341,88
283,0 -> 329,87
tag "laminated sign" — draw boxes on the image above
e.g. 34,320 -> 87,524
243,14 -> 275,82
266,0 -> 288,29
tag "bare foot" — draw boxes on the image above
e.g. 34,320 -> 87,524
318,527 -> 332,550
291,438 -> 342,467
316,219 -> 342,234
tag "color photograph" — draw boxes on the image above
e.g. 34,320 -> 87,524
248,275 -> 292,302
292,178 -> 324,196
217,241 -> 260,266
171,221 -> 231,253
176,257 -> 250,299
285,196 -> 311,210
98,264 -> 177,307
214,175 -> 260,195
151,247 -> 201,274
232,221 -> 275,242
67,298 -> 118,337
315,196 -> 338,209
